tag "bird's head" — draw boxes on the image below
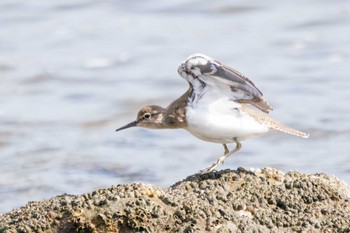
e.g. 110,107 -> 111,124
116,105 -> 165,131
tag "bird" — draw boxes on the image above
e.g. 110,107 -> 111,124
116,53 -> 309,174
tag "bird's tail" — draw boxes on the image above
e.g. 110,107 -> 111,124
268,119 -> 309,138
241,107 -> 309,138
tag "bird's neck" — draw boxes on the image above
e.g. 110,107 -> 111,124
160,85 -> 193,129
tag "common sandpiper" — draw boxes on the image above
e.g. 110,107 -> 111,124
116,54 -> 309,174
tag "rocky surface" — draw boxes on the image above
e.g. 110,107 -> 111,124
1,167 -> 350,232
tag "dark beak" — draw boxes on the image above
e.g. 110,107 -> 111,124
115,120 -> 138,132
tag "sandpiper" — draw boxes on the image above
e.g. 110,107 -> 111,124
116,53 -> 309,174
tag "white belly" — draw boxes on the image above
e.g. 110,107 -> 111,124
185,96 -> 268,144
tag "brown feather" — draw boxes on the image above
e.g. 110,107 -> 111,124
241,106 -> 309,138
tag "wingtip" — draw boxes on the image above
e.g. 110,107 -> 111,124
244,98 -> 273,114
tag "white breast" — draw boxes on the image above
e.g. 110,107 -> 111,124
185,89 -> 268,144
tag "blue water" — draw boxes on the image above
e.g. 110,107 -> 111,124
0,0 -> 350,213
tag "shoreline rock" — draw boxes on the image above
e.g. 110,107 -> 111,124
1,167 -> 350,232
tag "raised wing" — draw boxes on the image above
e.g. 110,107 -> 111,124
177,53 -> 273,113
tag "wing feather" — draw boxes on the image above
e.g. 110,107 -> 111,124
178,54 -> 273,113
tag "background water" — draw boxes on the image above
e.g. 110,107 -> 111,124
0,0 -> 349,214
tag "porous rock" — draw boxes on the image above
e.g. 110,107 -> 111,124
1,167 -> 350,232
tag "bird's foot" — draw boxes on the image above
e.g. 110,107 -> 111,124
198,141 -> 241,175
198,157 -> 225,174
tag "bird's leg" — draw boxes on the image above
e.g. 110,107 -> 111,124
223,144 -> 230,154
199,139 -> 242,174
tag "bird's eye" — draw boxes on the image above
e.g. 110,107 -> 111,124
144,113 -> 151,119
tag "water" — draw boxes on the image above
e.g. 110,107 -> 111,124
0,0 -> 349,213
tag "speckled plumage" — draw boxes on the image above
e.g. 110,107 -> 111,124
240,106 -> 308,138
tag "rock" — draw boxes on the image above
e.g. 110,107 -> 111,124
1,167 -> 350,232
